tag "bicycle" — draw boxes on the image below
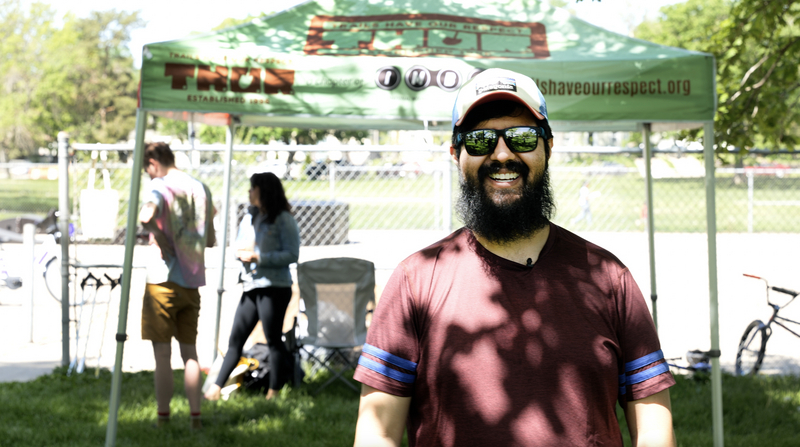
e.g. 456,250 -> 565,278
666,350 -> 713,375
735,274 -> 800,376
41,224 -> 149,303
39,233 -> 77,304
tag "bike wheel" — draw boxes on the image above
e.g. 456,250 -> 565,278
43,256 -> 74,304
735,320 -> 768,376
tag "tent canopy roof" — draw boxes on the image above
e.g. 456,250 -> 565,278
139,0 -> 716,132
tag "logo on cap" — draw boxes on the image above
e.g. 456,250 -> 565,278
476,77 -> 517,96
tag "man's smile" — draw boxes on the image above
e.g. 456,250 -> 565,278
489,172 -> 520,182
479,160 -> 528,187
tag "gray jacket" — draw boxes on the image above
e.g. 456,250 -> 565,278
237,207 -> 300,290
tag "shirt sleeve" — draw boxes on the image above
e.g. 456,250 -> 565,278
353,263 -> 420,397
616,268 -> 676,403
144,181 -> 164,213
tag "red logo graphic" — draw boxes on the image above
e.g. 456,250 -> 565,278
164,63 -> 295,94
304,14 -> 550,59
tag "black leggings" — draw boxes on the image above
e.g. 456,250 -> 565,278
215,286 -> 293,390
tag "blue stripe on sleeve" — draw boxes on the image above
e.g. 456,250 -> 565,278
619,385 -> 626,396
362,343 -> 418,371
625,349 -> 665,372
618,373 -> 626,385
358,356 -> 416,384
626,362 -> 670,385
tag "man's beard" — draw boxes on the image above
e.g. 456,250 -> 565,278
456,159 -> 555,244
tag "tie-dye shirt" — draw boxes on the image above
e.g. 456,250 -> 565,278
144,170 -> 213,289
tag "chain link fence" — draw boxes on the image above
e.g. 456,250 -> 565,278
2,145 -> 800,242
0,144 -> 457,245
548,151 -> 800,234
6,141 -> 800,373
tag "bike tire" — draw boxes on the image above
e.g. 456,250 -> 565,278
43,256 -> 74,304
735,320 -> 768,376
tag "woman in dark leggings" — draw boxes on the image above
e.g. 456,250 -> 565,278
204,172 -> 300,400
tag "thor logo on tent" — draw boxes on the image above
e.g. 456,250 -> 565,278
164,64 -> 295,95
304,14 -> 550,59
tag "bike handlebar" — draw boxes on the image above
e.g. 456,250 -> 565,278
743,273 -> 799,309
771,286 -> 799,297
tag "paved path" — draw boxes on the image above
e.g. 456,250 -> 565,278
0,230 -> 447,382
2,229 -> 799,383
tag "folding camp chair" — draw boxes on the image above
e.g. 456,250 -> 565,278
296,257 -> 375,394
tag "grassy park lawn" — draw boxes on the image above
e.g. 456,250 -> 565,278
1,368 -> 799,446
2,171 -> 799,233
0,179 -> 62,222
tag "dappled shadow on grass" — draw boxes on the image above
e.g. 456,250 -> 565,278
0,366 -> 112,445
190,369 -> 361,447
0,365 -> 361,447
669,373 -> 800,447
8,365 -> 800,446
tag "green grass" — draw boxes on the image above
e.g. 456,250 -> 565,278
551,171 -> 800,233
3,169 -> 800,233
0,366 -> 365,447
668,372 -> 800,446
1,368 -> 799,446
0,179 -> 64,222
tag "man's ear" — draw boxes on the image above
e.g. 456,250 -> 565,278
148,158 -> 163,175
449,146 -> 460,163
547,138 -> 554,159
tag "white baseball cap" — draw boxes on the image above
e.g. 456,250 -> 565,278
451,68 -> 549,130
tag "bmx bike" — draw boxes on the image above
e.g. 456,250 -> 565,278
666,350 -> 713,374
735,274 -> 800,376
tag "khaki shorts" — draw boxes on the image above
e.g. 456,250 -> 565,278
141,282 -> 200,344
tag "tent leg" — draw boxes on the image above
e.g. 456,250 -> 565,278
57,131 -> 71,366
213,122 -> 236,362
643,123 -> 658,331
704,121 -> 724,447
104,109 -> 147,447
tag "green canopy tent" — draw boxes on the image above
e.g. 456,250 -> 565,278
100,1 -> 722,445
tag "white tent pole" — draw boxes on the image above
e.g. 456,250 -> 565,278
704,121 -> 724,447
57,131 -> 71,366
643,123 -> 658,331
213,121 -> 236,362
105,109 -> 147,447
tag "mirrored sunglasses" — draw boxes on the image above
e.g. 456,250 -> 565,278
457,126 -> 546,156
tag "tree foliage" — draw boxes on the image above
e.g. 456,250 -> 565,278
635,0 -> 730,52
0,1 -> 143,161
715,0 -> 800,151
636,0 -> 800,151
63,10 -> 144,145
0,0 -> 59,160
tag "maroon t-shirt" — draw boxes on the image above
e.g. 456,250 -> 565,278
354,224 -> 674,447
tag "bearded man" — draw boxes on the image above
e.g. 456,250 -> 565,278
352,69 -> 677,447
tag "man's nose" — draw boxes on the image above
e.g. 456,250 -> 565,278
490,137 -> 516,163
